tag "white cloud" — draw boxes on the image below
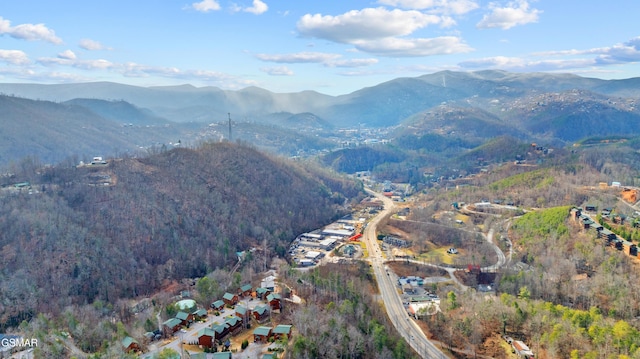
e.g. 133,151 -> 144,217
191,0 -> 221,13
58,50 -> 76,60
79,39 -> 110,51
377,0 -> 479,15
297,7 -> 444,43
476,0 -> 541,30
256,52 -> 341,63
533,37 -> 640,66
243,0 -> 269,15
327,58 -> 379,68
0,16 -> 62,44
260,66 -> 293,76
353,36 -> 473,57
0,49 -> 30,65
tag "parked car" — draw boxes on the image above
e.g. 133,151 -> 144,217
447,248 -> 458,254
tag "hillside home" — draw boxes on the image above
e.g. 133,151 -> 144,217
261,275 -> 277,291
225,315 -> 243,333
252,305 -> 269,322
212,323 -> 229,341
272,324 -> 292,340
211,300 -> 225,311
175,311 -> 193,327
235,305 -> 249,319
197,327 -> 216,348
239,283 -> 252,297
223,292 -> 239,306
122,336 -> 140,353
267,293 -> 283,311
162,318 -> 182,337
256,287 -> 271,300
192,308 -> 208,321
512,340 -> 535,358
253,326 -> 272,343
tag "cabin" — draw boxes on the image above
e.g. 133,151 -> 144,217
225,315 -> 243,333
252,305 -> 269,322
211,299 -> 225,311
267,293 -> 283,311
253,326 -> 272,342
192,308 -> 208,321
212,352 -> 233,359
239,283 -> 252,297
212,323 -> 230,341
223,292 -> 239,306
256,287 -> 271,300
272,324 -> 292,340
198,327 -> 216,348
235,305 -> 249,319
175,311 -> 193,327
162,318 -> 182,337
122,336 -> 140,353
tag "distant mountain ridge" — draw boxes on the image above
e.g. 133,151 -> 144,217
2,70 -> 640,167
1,70 -> 638,127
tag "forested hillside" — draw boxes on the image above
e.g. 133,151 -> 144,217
0,142 -> 361,328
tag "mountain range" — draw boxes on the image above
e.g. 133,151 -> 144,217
1,70 -> 640,167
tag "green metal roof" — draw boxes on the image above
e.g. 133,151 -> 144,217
225,315 -> 241,326
193,308 -> 207,317
240,283 -> 252,292
121,336 -> 138,348
163,318 -> 181,328
212,352 -> 232,359
267,293 -> 282,301
253,326 -> 272,336
198,327 -> 216,338
273,324 -> 292,335
253,305 -> 268,315
212,299 -> 225,308
175,311 -> 189,320
223,292 -> 236,300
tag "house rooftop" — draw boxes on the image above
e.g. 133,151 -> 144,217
253,326 -> 272,336
273,324 -> 292,334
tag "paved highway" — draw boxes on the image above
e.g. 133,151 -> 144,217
363,189 -> 447,359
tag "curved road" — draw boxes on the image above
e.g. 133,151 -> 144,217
364,189 -> 447,359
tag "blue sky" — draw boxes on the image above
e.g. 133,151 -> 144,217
1,0 -> 639,95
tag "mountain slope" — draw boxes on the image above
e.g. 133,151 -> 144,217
0,143 -> 359,325
0,95 -> 185,165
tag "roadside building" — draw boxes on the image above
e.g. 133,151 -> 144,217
197,327 -> 216,348
162,318 -> 182,337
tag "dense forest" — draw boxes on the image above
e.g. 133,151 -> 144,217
0,142 -> 361,329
